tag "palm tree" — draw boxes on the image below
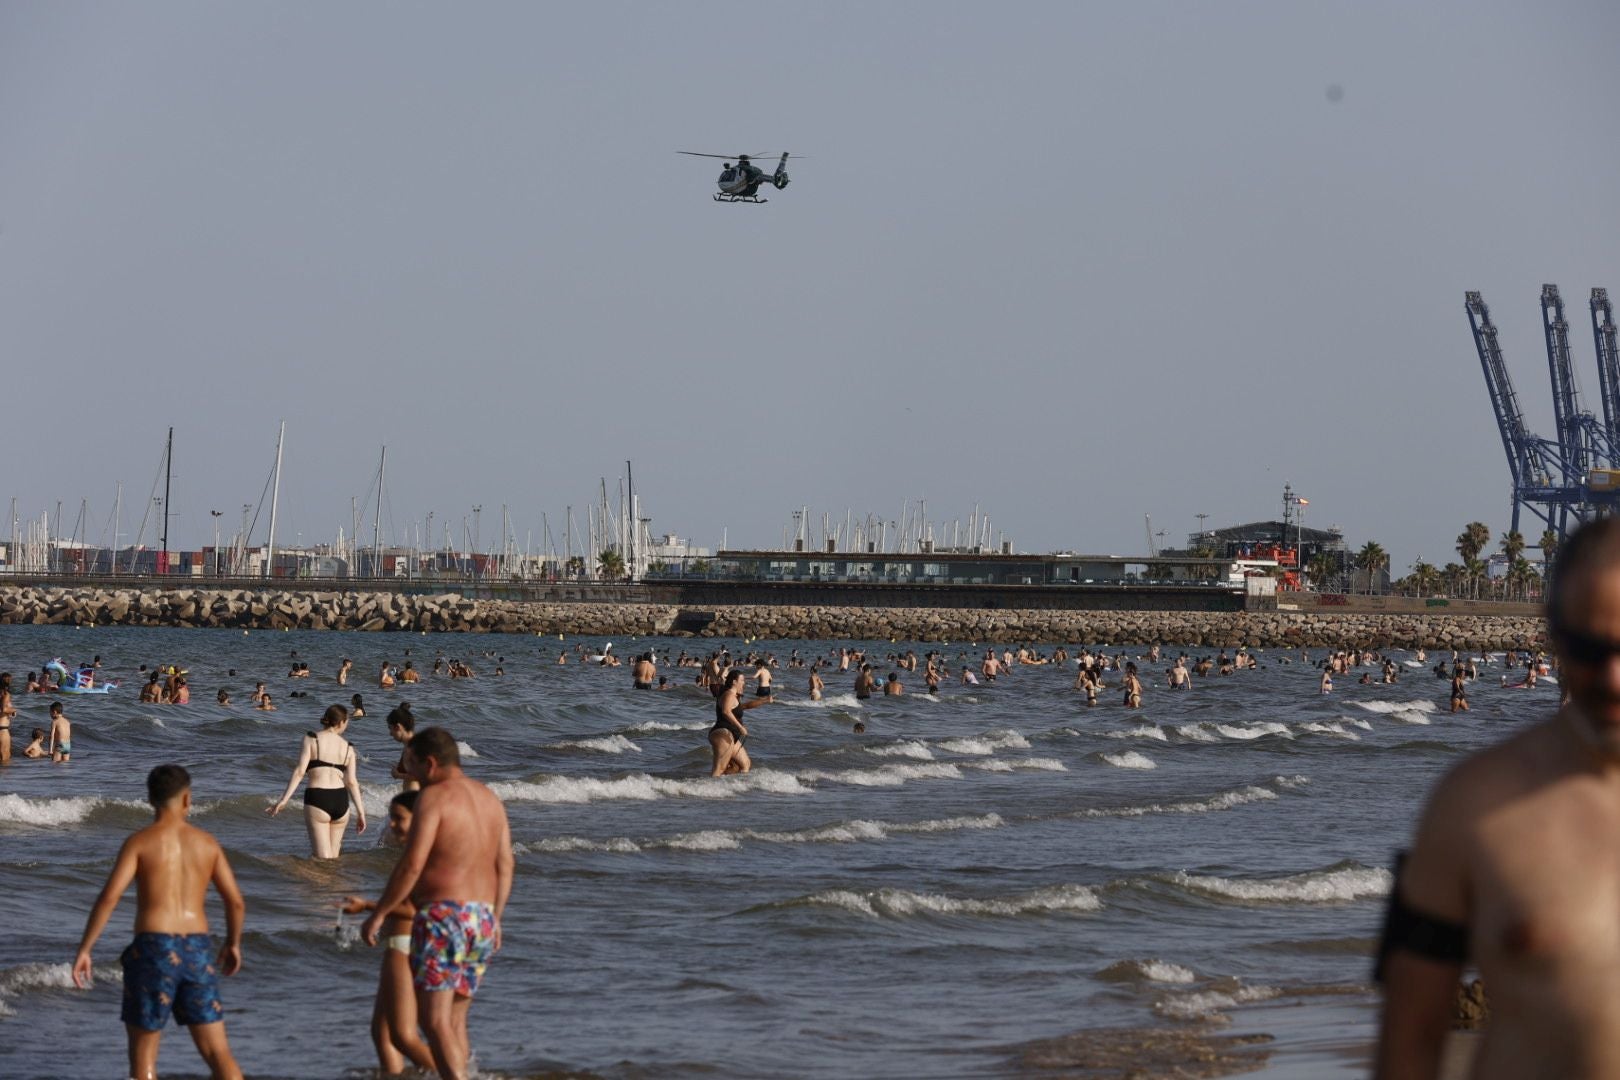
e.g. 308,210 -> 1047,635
1356,541 -> 1388,594
1499,530 -> 1525,565
1539,528 -> 1559,572
1507,557 -> 1539,602
1441,562 -> 1465,598
563,555 -> 585,578
1456,521 -> 1491,565
1308,552 -> 1338,591
596,546 -> 626,581
1465,556 -> 1488,600
1411,560 -> 1439,597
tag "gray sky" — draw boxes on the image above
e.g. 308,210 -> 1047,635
3,1 -> 1617,570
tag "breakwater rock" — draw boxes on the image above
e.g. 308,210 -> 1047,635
0,587 -> 1547,649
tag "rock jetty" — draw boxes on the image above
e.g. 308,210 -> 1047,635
0,586 -> 1547,650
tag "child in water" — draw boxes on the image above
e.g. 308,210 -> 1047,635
341,792 -> 434,1076
23,728 -> 47,758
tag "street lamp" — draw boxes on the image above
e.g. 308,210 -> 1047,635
210,510 -> 223,576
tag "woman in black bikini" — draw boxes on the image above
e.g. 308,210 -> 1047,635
267,704 -> 367,858
709,670 -> 770,777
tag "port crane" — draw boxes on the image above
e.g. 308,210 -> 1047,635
1467,286 -> 1620,540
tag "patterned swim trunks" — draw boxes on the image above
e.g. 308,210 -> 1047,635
411,900 -> 496,997
120,932 -> 224,1030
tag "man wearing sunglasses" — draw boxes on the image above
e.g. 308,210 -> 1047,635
1377,517 -> 1620,1079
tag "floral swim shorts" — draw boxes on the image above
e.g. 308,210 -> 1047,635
120,932 -> 224,1030
411,900 -> 496,997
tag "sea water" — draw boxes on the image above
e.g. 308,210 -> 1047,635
0,627 -> 1534,1078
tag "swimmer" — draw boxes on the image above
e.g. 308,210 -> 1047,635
48,702 -> 72,762
380,662 -> 396,689
341,791 -> 435,1076
338,658 -> 352,686
387,704 -> 420,792
251,682 -> 268,707
1321,669 -> 1333,695
0,672 -> 13,764
171,676 -> 190,705
266,705 -> 367,859
1122,663 -> 1142,709
255,694 -> 277,712
854,664 -> 877,701
351,694 -> 366,719
140,672 -> 163,704
884,672 -> 904,696
710,669 -> 769,777
72,764 -> 245,1080
216,689 -> 230,707
400,661 -> 420,684
1450,670 -> 1470,713
23,727 -> 47,758
632,653 -> 656,690
852,721 -> 867,734
808,667 -> 824,701
753,659 -> 773,699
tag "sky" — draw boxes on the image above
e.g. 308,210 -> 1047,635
3,1 -> 1618,571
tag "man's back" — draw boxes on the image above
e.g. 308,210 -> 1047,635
131,819 -> 221,934
414,775 -> 507,905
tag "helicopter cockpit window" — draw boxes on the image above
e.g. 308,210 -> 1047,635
719,167 -> 737,183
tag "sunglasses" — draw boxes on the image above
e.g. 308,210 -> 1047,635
1553,624 -> 1620,666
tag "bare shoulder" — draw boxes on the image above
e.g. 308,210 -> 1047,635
181,821 -> 224,854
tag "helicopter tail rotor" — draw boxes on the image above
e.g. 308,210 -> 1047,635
772,152 -> 791,190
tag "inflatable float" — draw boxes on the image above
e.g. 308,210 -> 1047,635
44,658 -> 118,694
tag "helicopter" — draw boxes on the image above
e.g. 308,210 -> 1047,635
677,151 -> 795,203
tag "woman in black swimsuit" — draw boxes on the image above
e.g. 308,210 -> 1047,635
267,704 -> 367,858
709,670 -> 770,777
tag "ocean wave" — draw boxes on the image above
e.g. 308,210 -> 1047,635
1157,982 -> 1281,1021
1103,725 -> 1169,742
936,730 -> 1031,755
863,741 -> 935,760
1100,751 -> 1157,770
1098,959 -> 1197,984
520,835 -> 644,854
1295,721 -> 1359,741
775,692 -> 864,710
796,762 -> 964,787
1213,722 -> 1293,741
1163,864 -> 1392,904
490,768 -> 810,804
456,740 -> 479,758
1079,777 -> 1306,819
963,757 -> 1067,773
0,961 -> 121,1017
548,734 -> 641,754
788,883 -> 1102,919
0,793 -> 145,828
1172,725 -> 1221,743
662,830 -> 744,851
1354,699 -> 1438,715
525,812 -> 1007,857
622,719 -> 709,734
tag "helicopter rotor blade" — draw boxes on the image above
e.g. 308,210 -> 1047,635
678,152 -> 770,160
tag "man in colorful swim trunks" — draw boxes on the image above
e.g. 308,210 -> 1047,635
72,764 -> 245,1080
363,726 -> 513,1080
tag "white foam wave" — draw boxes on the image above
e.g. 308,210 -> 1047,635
1082,781 -> 1295,819
1157,982 -> 1281,1020
1109,959 -> 1198,984
1104,725 -> 1169,742
1101,751 -> 1157,770
1345,717 -> 1373,730
522,836 -> 644,854
797,762 -> 964,787
549,734 -> 641,754
1167,865 -> 1392,904
624,720 -> 709,734
937,730 -> 1031,755
0,961 -> 122,1017
863,741 -> 935,760
1296,721 -> 1360,741
456,740 -> 479,758
801,883 -> 1102,918
0,794 -> 141,827
1173,725 -> 1220,743
1214,722 -> 1294,741
490,769 -> 810,805
776,692 -> 864,709
1354,699 -> 1438,715
663,830 -> 743,851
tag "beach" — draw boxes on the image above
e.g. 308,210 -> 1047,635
0,624 -> 1520,1078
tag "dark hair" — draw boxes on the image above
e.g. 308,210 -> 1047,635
389,790 -> 420,814
408,726 -> 460,769
147,764 -> 191,806
49,702 -> 63,715
351,694 -> 364,708
320,704 -> 349,729
386,702 -> 415,733
30,727 -> 45,739
724,669 -> 746,690
1549,518 -> 1620,633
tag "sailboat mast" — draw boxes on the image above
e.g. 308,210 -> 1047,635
373,446 -> 386,577
160,427 -> 173,568
265,421 -> 284,578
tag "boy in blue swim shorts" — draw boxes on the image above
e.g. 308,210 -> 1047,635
73,764 -> 246,1080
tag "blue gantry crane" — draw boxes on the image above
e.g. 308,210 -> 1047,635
1467,286 -> 1620,540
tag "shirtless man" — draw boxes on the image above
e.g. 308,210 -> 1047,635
808,666 -> 824,702
1377,517 -> 1620,1079
338,658 -> 352,686
752,659 -> 773,699
632,653 -> 656,690
854,664 -> 877,700
72,765 -> 245,1080
362,727 -> 513,1080
884,672 -> 904,696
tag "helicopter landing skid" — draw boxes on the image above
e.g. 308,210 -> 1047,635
714,194 -> 767,204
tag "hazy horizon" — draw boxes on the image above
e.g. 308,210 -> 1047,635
4,2 -> 1617,572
